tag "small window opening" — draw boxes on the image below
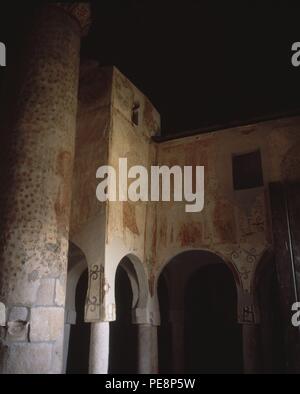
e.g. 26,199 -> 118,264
132,102 -> 140,126
232,150 -> 264,190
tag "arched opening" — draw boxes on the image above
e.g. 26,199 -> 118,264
256,255 -> 285,373
157,250 -> 243,374
66,269 -> 90,374
65,242 -> 90,374
108,257 -> 139,373
185,264 -> 242,373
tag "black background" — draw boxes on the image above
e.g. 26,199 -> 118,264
1,0 -> 300,136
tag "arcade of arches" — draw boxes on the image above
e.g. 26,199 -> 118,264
0,2 -> 300,374
64,248 -> 286,374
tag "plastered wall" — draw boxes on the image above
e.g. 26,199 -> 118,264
70,64 -> 300,324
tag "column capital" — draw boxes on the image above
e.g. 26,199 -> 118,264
53,2 -> 92,36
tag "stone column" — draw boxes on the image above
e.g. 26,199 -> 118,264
242,324 -> 262,374
151,325 -> 159,374
0,3 -> 91,374
89,322 -> 110,374
137,324 -> 159,374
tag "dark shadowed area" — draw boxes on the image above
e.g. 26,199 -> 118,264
1,1 -> 300,135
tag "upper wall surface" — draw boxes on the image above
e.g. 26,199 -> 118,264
70,64 -> 300,321
152,117 -> 300,292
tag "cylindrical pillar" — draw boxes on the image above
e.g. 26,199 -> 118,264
89,322 -> 110,374
137,324 -> 152,373
137,324 -> 158,374
151,325 -> 159,374
0,3 -> 90,374
242,324 -> 262,374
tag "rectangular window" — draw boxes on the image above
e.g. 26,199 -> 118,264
232,150 -> 264,190
132,102 -> 140,126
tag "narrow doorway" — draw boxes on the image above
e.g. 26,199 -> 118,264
158,251 -> 243,374
66,269 -> 90,374
109,262 -> 138,373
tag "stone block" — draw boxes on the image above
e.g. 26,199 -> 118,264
6,321 -> 29,342
51,327 -> 64,373
36,278 -> 55,305
0,343 -> 53,374
30,307 -> 64,342
54,279 -> 65,306
6,277 -> 40,307
9,306 -> 29,322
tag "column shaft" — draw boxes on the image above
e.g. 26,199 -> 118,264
242,324 -> 262,374
89,322 -> 110,374
151,325 -> 159,374
137,324 -> 158,374
0,4 -> 85,374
